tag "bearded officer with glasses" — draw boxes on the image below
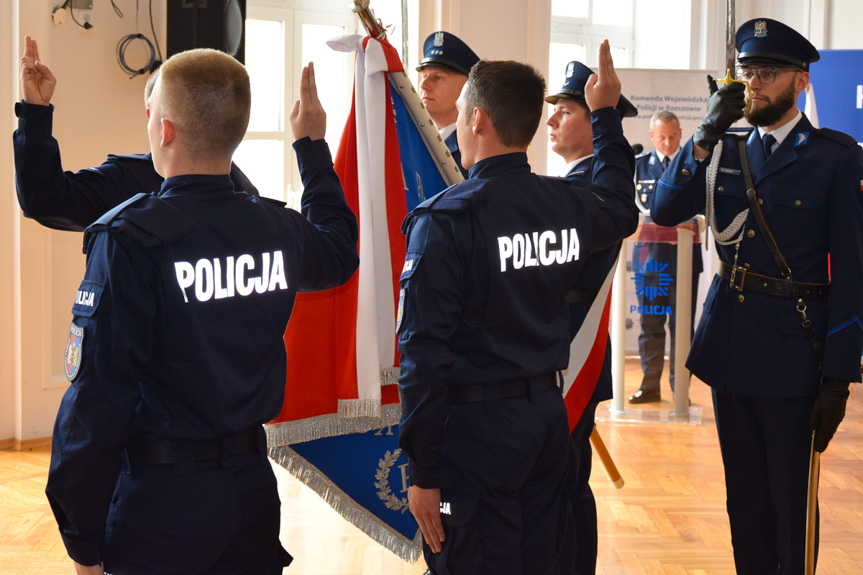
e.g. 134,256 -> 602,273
652,17 -> 863,575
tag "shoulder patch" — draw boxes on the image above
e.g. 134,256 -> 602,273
84,193 -> 196,249
64,322 -> 84,382
72,280 -> 103,317
816,127 -> 858,149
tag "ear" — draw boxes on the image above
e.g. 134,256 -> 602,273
160,118 -> 176,148
796,71 -> 810,93
472,106 -> 486,135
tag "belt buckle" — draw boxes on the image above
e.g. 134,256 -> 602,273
728,265 -> 746,291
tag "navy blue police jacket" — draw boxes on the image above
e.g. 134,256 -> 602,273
45,138 -> 358,566
564,156 -> 617,405
652,114 -> 863,396
398,108 -> 637,488
635,150 -> 704,282
13,101 -> 258,231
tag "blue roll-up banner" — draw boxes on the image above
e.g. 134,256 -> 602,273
799,49 -> 863,143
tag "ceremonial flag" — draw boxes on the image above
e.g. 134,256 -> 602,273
561,260 -> 617,431
266,31 -> 461,560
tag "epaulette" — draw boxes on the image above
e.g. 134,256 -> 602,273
84,192 -> 196,251
401,179 -> 491,233
248,195 -> 287,209
106,153 -> 154,164
815,127 -> 858,149
635,150 -> 651,160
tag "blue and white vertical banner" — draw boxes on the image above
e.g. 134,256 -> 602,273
797,49 -> 863,143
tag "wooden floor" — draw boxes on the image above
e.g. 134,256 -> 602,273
3,359 -> 863,574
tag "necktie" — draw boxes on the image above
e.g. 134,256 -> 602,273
661,156 -> 669,170
762,133 -> 776,157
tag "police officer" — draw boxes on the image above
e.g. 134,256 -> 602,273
653,18 -> 863,574
14,35 -> 257,232
416,31 -> 480,177
630,110 -> 703,404
398,41 -> 637,574
546,59 -> 637,575
45,53 -> 358,574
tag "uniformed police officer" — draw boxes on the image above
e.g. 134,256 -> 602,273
398,41 -> 637,575
45,52 -> 358,574
653,18 -> 863,574
14,35 -> 257,232
416,31 -> 480,177
630,110 -> 703,404
546,59 -> 637,575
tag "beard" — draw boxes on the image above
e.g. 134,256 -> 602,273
747,80 -> 797,127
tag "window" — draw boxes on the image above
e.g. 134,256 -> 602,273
237,2 -> 357,206
547,0 -> 634,175
238,0 -> 418,207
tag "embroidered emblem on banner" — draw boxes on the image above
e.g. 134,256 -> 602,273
434,31 -> 445,47
754,20 -> 768,37
375,449 -> 410,513
65,322 -> 84,382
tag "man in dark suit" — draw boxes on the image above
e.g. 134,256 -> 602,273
546,60 -> 637,574
629,110 -> 703,404
653,18 -> 862,573
416,31 -> 479,177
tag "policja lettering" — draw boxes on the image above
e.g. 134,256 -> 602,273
174,250 -> 288,303
497,227 -> 580,272
75,290 -> 96,307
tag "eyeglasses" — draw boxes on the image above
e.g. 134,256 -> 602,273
735,66 -> 801,85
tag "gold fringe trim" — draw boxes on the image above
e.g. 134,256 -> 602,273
269,445 -> 422,562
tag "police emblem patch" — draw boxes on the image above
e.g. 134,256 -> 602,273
754,20 -> 768,37
396,288 -> 405,333
65,322 -> 84,382
434,31 -> 445,47
794,132 -> 810,147
566,61 -> 575,79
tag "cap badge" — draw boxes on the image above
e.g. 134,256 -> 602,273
754,20 -> 768,37
434,31 -> 445,47
566,62 -> 575,79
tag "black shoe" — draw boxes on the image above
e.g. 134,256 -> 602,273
628,389 -> 660,404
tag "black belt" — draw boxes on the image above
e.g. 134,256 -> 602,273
566,288 -> 598,303
448,373 -> 558,404
718,261 -> 829,300
125,426 -> 263,466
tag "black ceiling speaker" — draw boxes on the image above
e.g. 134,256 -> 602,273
167,0 -> 246,64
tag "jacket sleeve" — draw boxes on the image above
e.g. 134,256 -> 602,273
581,107 -> 639,251
397,211 -> 465,489
292,137 -> 359,290
652,137 -> 709,226
13,101 -> 162,231
45,232 -> 156,566
822,142 -> 863,382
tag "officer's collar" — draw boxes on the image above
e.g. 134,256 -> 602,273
756,109 -> 802,148
466,152 -> 530,180
160,174 -> 235,197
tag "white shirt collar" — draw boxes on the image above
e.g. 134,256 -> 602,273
562,154 -> 593,177
758,109 -> 803,151
439,122 -> 457,140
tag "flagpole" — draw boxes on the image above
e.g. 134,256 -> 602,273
352,0 -> 387,39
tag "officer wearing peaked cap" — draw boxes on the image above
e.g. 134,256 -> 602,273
417,31 -> 480,177
545,59 -> 637,575
653,17 -> 863,574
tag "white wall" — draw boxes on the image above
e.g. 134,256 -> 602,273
3,0 -> 863,443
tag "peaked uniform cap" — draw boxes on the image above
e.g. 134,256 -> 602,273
416,31 -> 479,76
545,60 -> 637,118
736,18 -> 820,70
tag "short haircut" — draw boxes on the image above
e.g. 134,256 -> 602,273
463,60 -> 546,148
651,109 -> 679,127
144,68 -> 160,103
156,49 -> 251,160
